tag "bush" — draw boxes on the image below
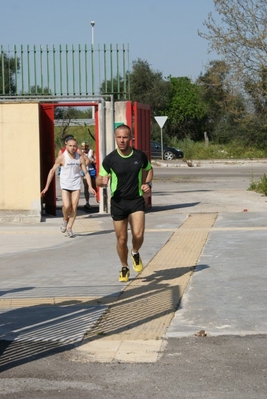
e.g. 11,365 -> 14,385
248,174 -> 267,196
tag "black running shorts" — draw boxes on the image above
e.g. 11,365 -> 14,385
111,197 -> 145,221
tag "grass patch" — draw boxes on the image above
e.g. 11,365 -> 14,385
248,174 -> 267,196
168,138 -> 267,160
54,125 -> 96,155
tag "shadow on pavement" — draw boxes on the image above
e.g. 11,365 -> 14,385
0,263 -> 199,372
0,287 -> 34,297
150,202 -> 200,213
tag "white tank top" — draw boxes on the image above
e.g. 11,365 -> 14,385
60,151 -> 81,190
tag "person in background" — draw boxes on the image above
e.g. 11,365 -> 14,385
96,124 -> 153,282
57,135 -> 74,175
41,138 -> 96,237
81,141 -> 97,209
57,135 -> 89,175
58,134 -> 74,156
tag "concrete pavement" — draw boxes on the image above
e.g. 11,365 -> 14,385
0,162 -> 267,367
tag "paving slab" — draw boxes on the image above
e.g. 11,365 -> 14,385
166,212 -> 267,337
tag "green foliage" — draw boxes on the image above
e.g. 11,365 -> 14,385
168,77 -> 207,121
100,58 -> 170,115
54,107 -> 93,144
197,60 -> 248,142
99,57 -> 267,150
54,107 -> 92,120
199,0 -> 267,97
99,76 -> 127,101
30,85 -> 51,95
165,77 -> 208,140
244,66 -> 267,117
210,110 -> 267,149
167,138 -> 267,160
0,52 -> 20,95
249,174 -> 267,196
199,0 -> 267,141
54,125 -> 96,155
129,59 -> 170,115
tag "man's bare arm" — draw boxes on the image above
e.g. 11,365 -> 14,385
40,155 -> 63,197
145,168 -> 153,183
96,175 -> 110,187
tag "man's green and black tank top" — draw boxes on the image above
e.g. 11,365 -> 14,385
99,148 -> 152,200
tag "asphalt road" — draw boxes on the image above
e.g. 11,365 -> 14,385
152,161 -> 267,214
1,161 -> 267,399
1,335 -> 266,399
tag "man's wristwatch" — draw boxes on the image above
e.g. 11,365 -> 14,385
146,182 -> 152,189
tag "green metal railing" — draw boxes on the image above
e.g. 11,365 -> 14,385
0,43 -> 130,99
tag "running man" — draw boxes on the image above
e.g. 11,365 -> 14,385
57,135 -> 89,175
41,137 -> 96,237
96,124 -> 153,282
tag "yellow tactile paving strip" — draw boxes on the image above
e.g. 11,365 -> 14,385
0,297 -> 112,309
85,213 -> 218,341
73,215 -> 101,233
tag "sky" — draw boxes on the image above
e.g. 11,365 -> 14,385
1,0 -> 219,81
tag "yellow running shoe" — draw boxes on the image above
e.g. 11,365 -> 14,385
131,252 -> 143,273
119,267 -> 130,282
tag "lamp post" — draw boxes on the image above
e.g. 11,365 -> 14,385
91,21 -> 95,122
91,20 -> 95,46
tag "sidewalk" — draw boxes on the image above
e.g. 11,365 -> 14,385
1,164 -> 267,365
0,194 -> 188,362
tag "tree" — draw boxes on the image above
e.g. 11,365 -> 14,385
165,77 -> 208,140
198,0 -> 267,112
99,76 -> 127,101
197,60 -> 246,138
129,59 -> 170,115
197,59 -> 267,145
244,66 -> 267,117
99,58 -> 170,115
54,107 -> 82,142
29,85 -> 51,95
0,53 -> 20,95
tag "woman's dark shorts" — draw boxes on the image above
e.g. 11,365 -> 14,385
111,197 -> 145,221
